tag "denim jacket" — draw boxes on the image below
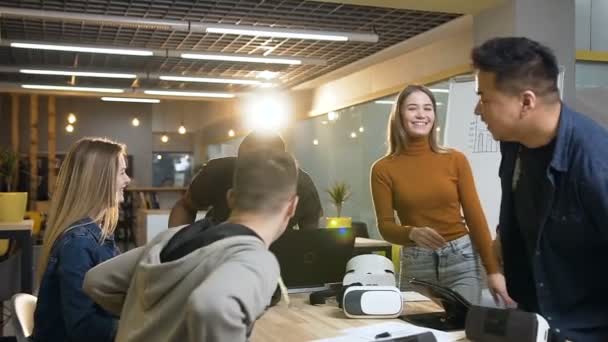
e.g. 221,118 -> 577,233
33,218 -> 119,342
499,105 -> 608,342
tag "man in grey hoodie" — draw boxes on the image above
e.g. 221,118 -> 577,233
83,149 -> 299,342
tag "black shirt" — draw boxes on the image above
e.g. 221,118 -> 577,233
512,141 -> 555,257
187,157 -> 323,230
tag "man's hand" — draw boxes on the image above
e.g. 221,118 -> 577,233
409,227 -> 447,250
487,273 -> 516,308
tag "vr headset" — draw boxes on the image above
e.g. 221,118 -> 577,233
405,279 -> 551,342
465,305 -> 550,342
310,255 -> 403,318
342,285 -> 402,318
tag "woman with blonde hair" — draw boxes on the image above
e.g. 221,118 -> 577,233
33,137 -> 130,342
370,85 -> 512,306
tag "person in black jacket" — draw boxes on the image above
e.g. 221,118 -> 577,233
169,131 -> 322,230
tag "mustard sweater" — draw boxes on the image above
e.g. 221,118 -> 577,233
371,138 -> 499,274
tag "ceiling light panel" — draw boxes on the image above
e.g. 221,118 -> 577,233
22,84 -> 124,93
101,97 -> 160,103
11,42 -> 153,56
159,75 -> 263,85
143,90 -> 235,98
20,69 -> 136,79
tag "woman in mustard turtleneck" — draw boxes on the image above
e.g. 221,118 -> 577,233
371,85 -> 513,306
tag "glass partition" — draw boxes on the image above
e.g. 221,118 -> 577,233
575,61 -> 608,127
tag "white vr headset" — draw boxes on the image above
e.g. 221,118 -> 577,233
341,255 -> 402,318
342,254 -> 396,287
343,285 -> 403,318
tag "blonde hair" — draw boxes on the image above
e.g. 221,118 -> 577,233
386,84 -> 447,156
37,137 -> 126,282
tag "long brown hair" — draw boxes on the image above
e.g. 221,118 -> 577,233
38,137 -> 126,282
386,84 -> 447,156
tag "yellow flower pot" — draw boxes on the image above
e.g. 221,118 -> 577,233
325,217 -> 352,229
0,192 -> 28,222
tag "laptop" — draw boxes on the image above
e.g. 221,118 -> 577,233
270,228 -> 355,290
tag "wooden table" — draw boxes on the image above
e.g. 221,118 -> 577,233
0,220 -> 34,294
354,237 -> 393,260
251,293 -> 451,341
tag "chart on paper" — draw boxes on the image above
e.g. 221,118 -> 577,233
469,116 -> 499,153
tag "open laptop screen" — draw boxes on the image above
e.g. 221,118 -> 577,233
270,228 -> 355,289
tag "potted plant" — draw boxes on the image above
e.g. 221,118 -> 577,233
0,147 -> 27,222
325,181 -> 352,229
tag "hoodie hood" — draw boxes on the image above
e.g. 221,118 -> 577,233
159,218 -> 261,263
132,222 -> 265,311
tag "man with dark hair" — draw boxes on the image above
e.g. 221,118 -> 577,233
472,37 -> 608,341
169,130 -> 323,230
84,150 -> 299,342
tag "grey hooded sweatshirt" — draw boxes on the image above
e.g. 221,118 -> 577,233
83,223 -> 280,342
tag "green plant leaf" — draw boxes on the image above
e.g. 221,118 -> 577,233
0,147 -> 18,191
325,181 -> 351,206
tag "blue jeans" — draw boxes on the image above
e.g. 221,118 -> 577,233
399,235 -> 482,305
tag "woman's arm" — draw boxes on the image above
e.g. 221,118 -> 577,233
57,238 -> 117,342
370,162 -> 412,245
456,152 -> 514,305
455,151 -> 499,274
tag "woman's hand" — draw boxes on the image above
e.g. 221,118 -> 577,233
487,273 -> 517,308
408,227 -> 447,249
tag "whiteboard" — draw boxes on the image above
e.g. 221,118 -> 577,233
443,78 -> 501,237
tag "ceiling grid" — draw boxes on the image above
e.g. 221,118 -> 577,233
0,0 -> 459,91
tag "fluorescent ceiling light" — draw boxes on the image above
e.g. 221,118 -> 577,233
11,42 -> 153,56
374,100 -> 395,105
181,53 -> 302,65
22,84 -> 124,93
159,75 -> 265,86
205,27 -> 348,41
429,88 -> 449,93
20,69 -> 136,79
256,70 -> 280,80
144,90 -> 235,98
101,97 -> 160,103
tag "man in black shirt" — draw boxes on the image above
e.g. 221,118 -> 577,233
512,141 -> 555,256
169,131 -> 323,230
473,37 -> 608,341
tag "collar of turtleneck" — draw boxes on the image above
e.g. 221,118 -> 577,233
400,136 -> 432,156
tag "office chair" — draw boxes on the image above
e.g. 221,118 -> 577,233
10,293 -> 37,342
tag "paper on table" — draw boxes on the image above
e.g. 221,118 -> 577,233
401,291 -> 431,302
341,321 -> 465,342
